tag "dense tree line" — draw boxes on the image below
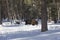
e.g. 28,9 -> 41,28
0,0 -> 60,32
0,0 -> 59,21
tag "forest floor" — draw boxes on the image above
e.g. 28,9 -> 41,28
0,21 -> 60,40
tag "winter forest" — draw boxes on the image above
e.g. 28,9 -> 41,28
0,0 -> 60,40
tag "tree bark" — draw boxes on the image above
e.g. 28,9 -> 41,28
41,0 -> 48,32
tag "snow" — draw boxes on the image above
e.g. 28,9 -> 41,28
10,31 -> 60,40
0,21 -> 60,40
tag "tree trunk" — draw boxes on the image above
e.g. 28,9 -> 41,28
41,0 -> 48,32
0,0 -> 2,24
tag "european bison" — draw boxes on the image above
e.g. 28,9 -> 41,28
25,19 -> 38,25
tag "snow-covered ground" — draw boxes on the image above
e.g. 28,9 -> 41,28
0,21 -> 60,40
